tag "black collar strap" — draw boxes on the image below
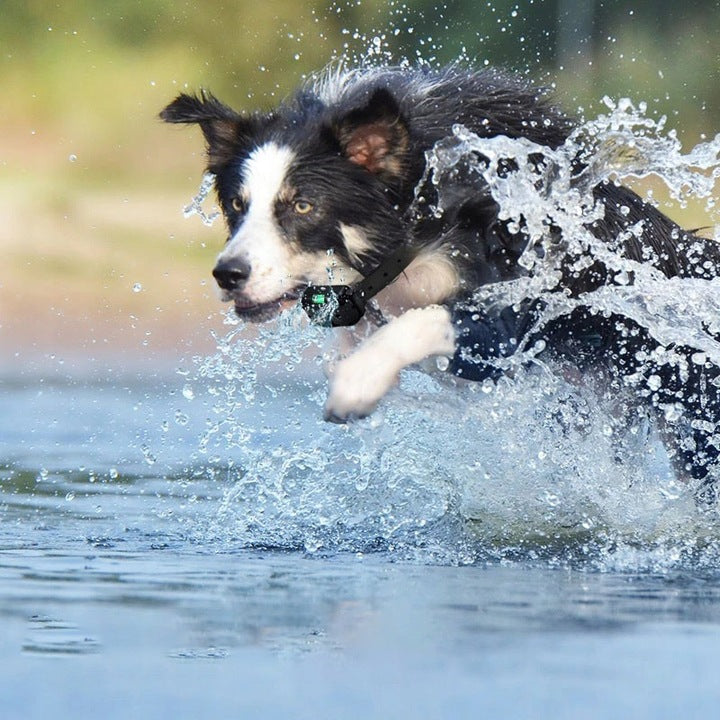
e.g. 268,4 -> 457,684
301,244 -> 419,327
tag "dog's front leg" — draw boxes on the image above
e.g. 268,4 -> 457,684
324,306 -> 455,422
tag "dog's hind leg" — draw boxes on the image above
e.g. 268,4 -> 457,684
324,306 -> 455,422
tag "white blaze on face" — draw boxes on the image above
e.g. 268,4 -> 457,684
216,142 -> 297,303
215,140 -> 362,305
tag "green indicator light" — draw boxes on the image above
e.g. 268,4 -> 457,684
311,294 -> 327,304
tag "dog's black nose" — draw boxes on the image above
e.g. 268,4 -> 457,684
212,259 -> 251,291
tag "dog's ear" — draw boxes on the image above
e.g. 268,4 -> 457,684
160,91 -> 257,173
332,88 -> 410,178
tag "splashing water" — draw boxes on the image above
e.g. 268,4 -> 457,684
421,98 -> 720,357
185,94 -> 720,570
183,172 -> 221,226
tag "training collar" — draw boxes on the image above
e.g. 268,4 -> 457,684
301,244 -> 419,327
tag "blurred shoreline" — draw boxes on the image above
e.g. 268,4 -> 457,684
1,145 -> 226,375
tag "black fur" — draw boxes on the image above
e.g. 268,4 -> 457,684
161,65 -> 720,492
161,67 -> 573,274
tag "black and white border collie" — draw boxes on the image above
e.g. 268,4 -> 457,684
161,65 -> 720,495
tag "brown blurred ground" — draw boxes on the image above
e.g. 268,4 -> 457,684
0,120 -> 228,370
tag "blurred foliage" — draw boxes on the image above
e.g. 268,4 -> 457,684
4,0 -> 720,118
4,0 -> 720,158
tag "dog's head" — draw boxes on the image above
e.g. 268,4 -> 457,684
161,89 -> 410,321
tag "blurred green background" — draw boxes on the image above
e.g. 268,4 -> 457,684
2,0 -> 720,366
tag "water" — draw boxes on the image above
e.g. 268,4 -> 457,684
2,342 -> 720,717
6,83 -> 720,718
422,97 -> 720,351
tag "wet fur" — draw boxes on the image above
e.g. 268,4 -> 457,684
161,65 -> 720,481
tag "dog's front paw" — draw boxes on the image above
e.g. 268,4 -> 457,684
324,351 -> 399,423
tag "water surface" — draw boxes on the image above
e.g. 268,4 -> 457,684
2,354 -> 720,719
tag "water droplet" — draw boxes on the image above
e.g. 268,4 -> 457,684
132,283 -> 142,293
182,384 -> 195,400
141,444 -> 157,465
544,492 -> 560,507
68,154 -> 77,163
663,404 -> 682,422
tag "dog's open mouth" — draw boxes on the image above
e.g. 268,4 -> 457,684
232,292 -> 300,322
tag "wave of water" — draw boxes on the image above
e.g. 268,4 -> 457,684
421,97 -> 720,355
184,93 -> 720,570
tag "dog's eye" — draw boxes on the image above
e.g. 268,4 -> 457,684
293,200 -> 314,215
231,197 -> 246,214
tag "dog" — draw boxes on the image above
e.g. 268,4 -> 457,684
161,64 -> 720,497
